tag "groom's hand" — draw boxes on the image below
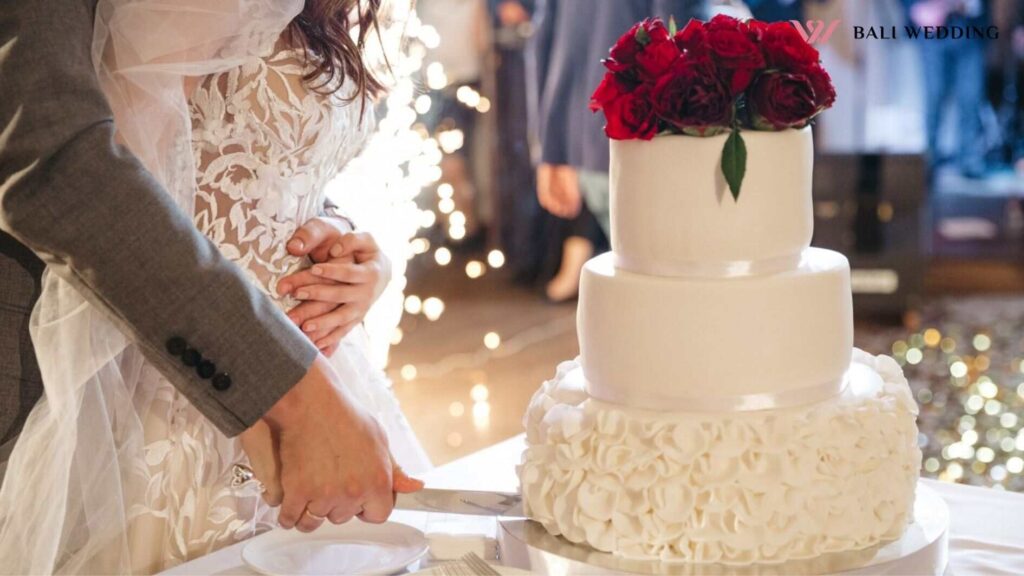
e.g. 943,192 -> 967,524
264,355 -> 415,532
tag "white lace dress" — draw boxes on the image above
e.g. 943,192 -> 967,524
121,47 -> 430,573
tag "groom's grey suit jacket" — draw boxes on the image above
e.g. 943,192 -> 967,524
0,0 -> 320,449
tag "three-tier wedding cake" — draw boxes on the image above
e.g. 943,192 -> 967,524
518,16 -> 922,565
518,125 -> 922,565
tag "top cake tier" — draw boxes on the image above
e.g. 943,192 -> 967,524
611,127 -> 813,277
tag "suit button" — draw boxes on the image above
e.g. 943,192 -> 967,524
196,360 -> 216,379
181,348 -> 201,367
212,373 -> 232,391
166,337 -> 187,356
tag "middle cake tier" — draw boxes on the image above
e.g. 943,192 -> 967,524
579,247 -> 853,411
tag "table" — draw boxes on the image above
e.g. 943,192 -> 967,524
163,435 -> 1024,576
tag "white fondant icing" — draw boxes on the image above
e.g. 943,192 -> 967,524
579,248 -> 853,410
610,127 -> 813,276
519,350 -> 922,565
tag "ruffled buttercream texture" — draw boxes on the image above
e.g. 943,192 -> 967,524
518,349 -> 922,565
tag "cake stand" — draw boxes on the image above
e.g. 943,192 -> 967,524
497,482 -> 949,575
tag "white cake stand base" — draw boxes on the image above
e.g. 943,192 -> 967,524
498,482 -> 949,575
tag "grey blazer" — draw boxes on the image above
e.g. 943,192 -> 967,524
0,0 -> 320,444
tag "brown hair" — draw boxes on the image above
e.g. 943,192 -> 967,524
287,0 -> 386,100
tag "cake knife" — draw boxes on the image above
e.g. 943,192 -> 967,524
231,465 -> 523,517
394,488 -> 524,517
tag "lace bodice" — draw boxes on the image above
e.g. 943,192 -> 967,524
189,46 -> 374,304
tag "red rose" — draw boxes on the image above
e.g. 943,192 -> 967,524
745,19 -> 769,41
674,18 -> 707,53
652,58 -> 733,136
589,71 -> 629,112
803,63 -> 837,110
702,15 -> 765,94
606,18 -> 672,76
603,84 -> 660,140
748,71 -> 819,129
761,22 -> 820,70
635,38 -> 681,81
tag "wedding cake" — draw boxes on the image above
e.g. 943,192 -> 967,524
518,16 -> 921,565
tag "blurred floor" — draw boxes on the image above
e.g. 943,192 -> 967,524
387,257 -> 577,466
390,250 -> 1024,493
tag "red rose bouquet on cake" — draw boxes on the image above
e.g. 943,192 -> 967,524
589,15 -> 836,200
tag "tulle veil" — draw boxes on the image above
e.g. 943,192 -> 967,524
0,1 -> 302,572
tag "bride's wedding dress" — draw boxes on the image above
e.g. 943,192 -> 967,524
131,44 -> 429,570
0,4 -> 428,574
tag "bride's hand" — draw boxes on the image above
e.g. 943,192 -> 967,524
278,232 -> 391,356
239,420 -> 284,507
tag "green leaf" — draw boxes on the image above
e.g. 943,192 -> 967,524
668,15 -> 678,36
721,130 -> 747,202
635,25 -> 650,46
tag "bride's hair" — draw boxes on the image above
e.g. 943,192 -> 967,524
287,0 -> 388,100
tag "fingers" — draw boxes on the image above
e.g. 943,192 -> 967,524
357,490 -> 395,524
287,217 -> 341,258
278,487 -> 309,530
295,506 -> 328,533
331,232 -> 380,263
314,322 -> 359,351
392,459 -> 425,494
303,305 -> 363,342
279,263 -> 375,297
310,262 -> 376,285
293,283 -> 363,307
286,300 -> 337,328
327,501 -> 362,525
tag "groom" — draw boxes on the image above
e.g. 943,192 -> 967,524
0,0 -> 411,533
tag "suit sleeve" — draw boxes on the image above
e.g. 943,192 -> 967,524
0,0 -> 318,437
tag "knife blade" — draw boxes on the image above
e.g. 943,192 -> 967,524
394,488 -> 524,517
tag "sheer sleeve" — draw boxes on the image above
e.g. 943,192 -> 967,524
189,48 -> 344,301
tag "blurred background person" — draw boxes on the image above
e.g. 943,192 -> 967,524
903,0 -> 992,179
486,0 -> 547,282
528,0 -> 709,302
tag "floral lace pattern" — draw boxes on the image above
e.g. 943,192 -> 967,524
190,46 -> 373,303
519,350 -> 922,565
124,45 -> 374,572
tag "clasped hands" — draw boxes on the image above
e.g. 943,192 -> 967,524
240,216 -> 423,533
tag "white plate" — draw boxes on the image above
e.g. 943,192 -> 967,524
242,520 -> 429,575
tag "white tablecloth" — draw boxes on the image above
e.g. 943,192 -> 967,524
161,435 -> 1024,576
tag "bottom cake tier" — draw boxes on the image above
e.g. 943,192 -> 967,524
518,349 -> 922,565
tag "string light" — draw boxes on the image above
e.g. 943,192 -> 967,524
487,249 -> 505,269
422,297 -> 445,321
434,247 -> 452,266
400,364 -> 417,381
484,332 -> 501,350
465,260 -> 485,278
470,383 -> 489,402
404,295 -> 423,315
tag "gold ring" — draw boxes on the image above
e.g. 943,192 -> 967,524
304,508 -> 327,521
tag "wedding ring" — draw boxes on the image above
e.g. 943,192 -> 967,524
304,508 -> 327,521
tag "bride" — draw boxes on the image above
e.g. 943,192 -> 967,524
0,0 -> 429,573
